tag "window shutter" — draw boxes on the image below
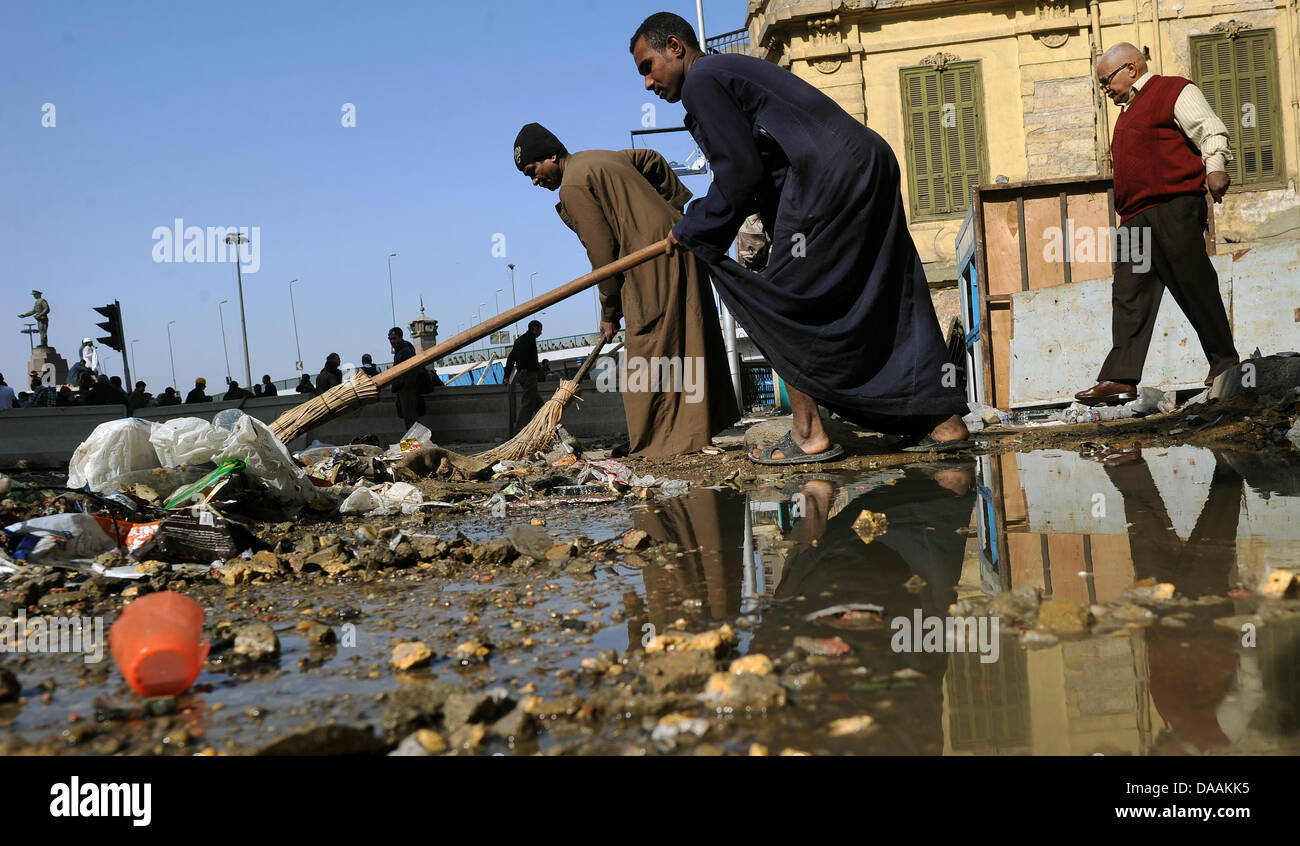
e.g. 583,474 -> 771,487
1191,29 -> 1282,187
901,61 -> 987,217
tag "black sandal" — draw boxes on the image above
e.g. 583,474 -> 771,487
751,431 -> 846,466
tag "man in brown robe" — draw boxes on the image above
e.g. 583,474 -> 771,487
513,123 -> 738,457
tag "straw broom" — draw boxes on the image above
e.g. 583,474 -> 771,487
477,337 -> 611,462
268,239 -> 669,445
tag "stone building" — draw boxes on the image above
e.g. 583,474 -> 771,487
713,0 -> 1300,286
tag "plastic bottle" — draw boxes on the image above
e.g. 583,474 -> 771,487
109,591 -> 210,698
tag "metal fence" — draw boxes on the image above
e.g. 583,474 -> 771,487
706,28 -> 750,55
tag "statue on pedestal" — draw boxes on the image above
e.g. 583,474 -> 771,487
17,290 -> 50,348
19,290 -> 68,385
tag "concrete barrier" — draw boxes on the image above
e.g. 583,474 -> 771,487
0,381 -> 631,470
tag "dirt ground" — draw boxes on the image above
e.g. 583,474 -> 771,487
1,390 -> 1297,756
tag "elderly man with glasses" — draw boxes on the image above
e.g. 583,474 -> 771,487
1074,42 -> 1239,406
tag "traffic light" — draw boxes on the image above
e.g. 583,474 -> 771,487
94,301 -> 125,352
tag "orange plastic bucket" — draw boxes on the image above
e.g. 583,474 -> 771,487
109,591 -> 210,697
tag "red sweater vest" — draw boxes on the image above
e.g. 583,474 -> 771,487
1112,75 -> 1207,222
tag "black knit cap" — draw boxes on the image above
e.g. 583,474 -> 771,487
513,123 -> 566,172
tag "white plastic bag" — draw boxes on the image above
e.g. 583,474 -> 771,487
3,513 -> 118,564
149,417 -> 229,467
337,482 -> 425,516
216,414 -> 317,504
339,487 -> 381,515
150,412 -> 316,505
402,422 -> 433,448
68,419 -> 161,493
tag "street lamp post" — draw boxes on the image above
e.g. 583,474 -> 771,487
530,271 -> 544,317
224,232 -> 253,388
218,299 -> 232,384
507,263 -> 518,336
131,339 -> 140,386
478,303 -> 487,350
387,253 -> 398,328
288,279 -> 303,371
166,320 -> 178,391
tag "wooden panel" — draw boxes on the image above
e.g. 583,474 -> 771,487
1046,534 -> 1089,604
1008,532 -> 1045,593
990,305 -> 1013,409
1088,533 -> 1135,604
1000,453 -> 1028,525
982,200 -> 1024,296
1065,191 -> 1114,284
973,179 -> 1117,410
1023,195 -> 1067,290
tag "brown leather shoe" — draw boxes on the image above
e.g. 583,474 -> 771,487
1074,381 -> 1137,406
1204,359 -> 1240,386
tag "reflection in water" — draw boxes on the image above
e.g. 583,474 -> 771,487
624,446 -> 1300,755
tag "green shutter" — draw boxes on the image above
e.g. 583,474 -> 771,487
1190,29 -> 1283,187
902,62 -> 987,217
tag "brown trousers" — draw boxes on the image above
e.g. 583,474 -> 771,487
1098,194 -> 1238,384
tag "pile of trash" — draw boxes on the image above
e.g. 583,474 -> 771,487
3,415 -> 697,575
471,425 -> 689,514
961,388 -> 1183,432
1,412 -> 425,576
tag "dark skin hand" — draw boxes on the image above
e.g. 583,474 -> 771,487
1207,171 -> 1230,203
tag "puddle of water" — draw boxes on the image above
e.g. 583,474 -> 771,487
975,446 -> 1300,603
616,449 -> 1300,754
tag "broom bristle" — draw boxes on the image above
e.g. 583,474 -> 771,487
477,379 -> 583,462
270,372 -> 381,445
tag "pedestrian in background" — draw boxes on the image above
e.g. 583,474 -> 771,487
223,380 -> 252,401
0,374 -> 16,410
316,352 -> 343,392
388,327 -> 424,429
185,377 -> 210,404
127,381 -> 152,413
504,320 -> 544,435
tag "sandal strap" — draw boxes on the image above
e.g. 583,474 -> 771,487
760,431 -> 803,461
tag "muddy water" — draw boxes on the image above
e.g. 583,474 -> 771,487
3,447 -> 1299,755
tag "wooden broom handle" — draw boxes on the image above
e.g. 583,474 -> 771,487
375,238 -> 669,389
569,336 -> 609,382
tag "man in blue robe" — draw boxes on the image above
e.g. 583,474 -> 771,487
629,12 -> 971,463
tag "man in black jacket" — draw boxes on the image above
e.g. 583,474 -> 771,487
504,320 -> 543,434
316,352 -> 343,392
184,377 -> 210,404
388,327 -> 424,429
223,380 -> 252,401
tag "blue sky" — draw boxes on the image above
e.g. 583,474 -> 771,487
1,0 -> 747,391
